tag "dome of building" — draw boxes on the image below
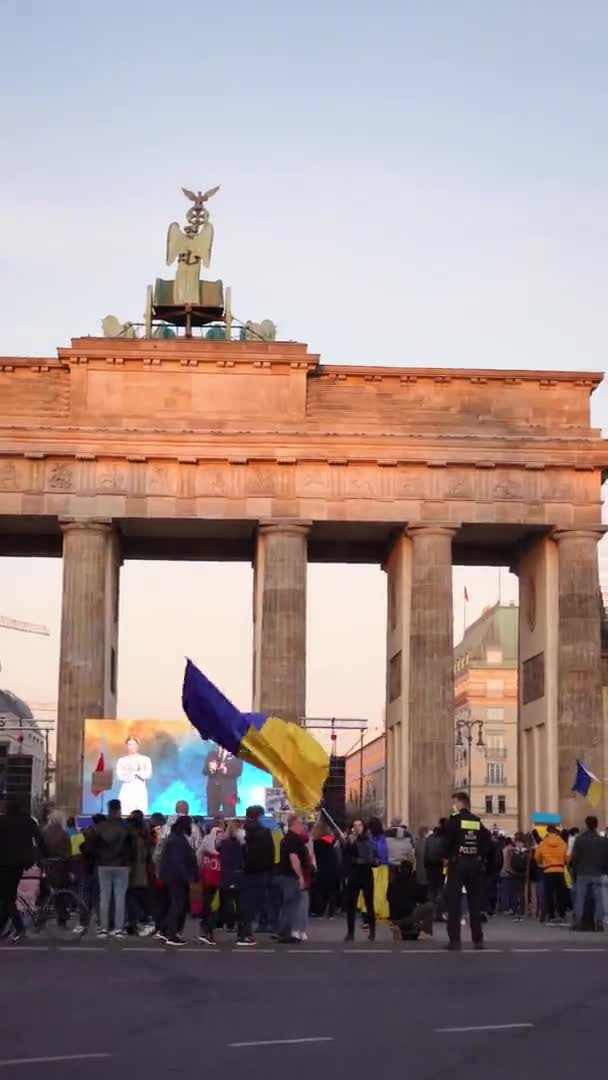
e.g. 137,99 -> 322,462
0,689 -> 33,720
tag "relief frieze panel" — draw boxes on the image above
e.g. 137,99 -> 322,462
0,450 -> 601,527
0,460 -> 19,490
96,462 -> 130,494
146,464 -> 178,497
47,461 -> 76,491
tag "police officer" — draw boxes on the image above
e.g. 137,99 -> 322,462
444,790 -> 491,951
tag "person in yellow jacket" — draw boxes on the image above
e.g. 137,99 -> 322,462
534,825 -> 568,924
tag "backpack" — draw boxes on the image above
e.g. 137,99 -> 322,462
510,848 -> 529,877
424,834 -> 446,865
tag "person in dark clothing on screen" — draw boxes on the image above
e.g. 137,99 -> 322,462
343,819 -> 376,942
444,791 -> 492,951
158,815 -> 198,947
203,747 -> 243,816
0,797 -> 47,943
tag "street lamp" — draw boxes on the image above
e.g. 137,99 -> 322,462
455,712 -> 485,799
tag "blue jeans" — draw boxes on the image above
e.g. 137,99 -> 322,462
574,876 -> 604,928
98,866 -> 129,932
277,875 -> 301,938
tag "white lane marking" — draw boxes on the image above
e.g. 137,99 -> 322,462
230,1037 -> 334,1049
287,949 -> 332,954
436,1023 -> 533,1034
401,949 -> 443,954
344,949 -> 392,954
0,946 -> 49,952
511,949 -> 550,953
122,947 -> 167,953
58,947 -> 102,953
231,948 -> 276,953
0,1053 -> 111,1068
561,948 -> 606,953
463,948 -> 503,953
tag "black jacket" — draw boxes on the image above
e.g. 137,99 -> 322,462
159,832 -> 199,885
387,870 -> 428,922
343,834 -> 376,877
243,822 -> 275,874
444,810 -> 492,861
91,817 -> 134,868
0,812 -> 47,868
203,750 -> 243,791
570,830 -> 608,878
220,835 -> 244,888
313,837 -> 340,882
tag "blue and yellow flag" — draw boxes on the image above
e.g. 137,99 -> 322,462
182,659 -> 329,812
572,760 -> 602,808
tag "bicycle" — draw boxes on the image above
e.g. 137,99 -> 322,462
16,861 -> 90,942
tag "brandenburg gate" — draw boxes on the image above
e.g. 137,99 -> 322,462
1,188 -> 606,826
1,341 -> 606,825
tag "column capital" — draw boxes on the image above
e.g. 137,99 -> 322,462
257,520 -> 312,539
552,527 -> 606,545
406,525 -> 458,541
59,517 -> 114,537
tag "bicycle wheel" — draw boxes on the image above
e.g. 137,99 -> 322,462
38,890 -> 90,941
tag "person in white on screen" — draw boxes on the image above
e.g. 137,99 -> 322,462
115,737 -> 153,816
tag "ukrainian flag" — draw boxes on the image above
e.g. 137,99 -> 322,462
182,659 -> 329,812
572,760 -> 602,808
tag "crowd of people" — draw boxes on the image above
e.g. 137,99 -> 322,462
1,791 -> 608,948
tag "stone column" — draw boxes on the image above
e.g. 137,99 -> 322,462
408,527 -> 455,830
56,520 -> 121,812
554,529 -> 604,823
384,530 -> 412,823
252,522 -> 309,722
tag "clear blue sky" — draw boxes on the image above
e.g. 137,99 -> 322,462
0,4 -> 606,737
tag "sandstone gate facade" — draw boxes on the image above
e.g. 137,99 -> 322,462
1,336 -> 606,824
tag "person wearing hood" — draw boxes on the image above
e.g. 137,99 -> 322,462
159,815 -> 199,946
535,825 -> 568,924
385,817 -> 415,870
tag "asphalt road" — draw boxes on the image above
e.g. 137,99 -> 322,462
1,923 -> 607,1079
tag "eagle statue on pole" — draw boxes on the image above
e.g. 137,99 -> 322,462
166,186 -> 220,305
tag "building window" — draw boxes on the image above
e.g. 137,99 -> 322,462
498,796 -> 506,815
486,733 -> 505,751
485,795 -> 493,814
486,648 -> 503,664
487,707 -> 504,721
486,679 -> 504,697
487,763 -> 505,785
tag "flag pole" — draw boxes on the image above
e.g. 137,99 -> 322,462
320,804 -> 345,841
